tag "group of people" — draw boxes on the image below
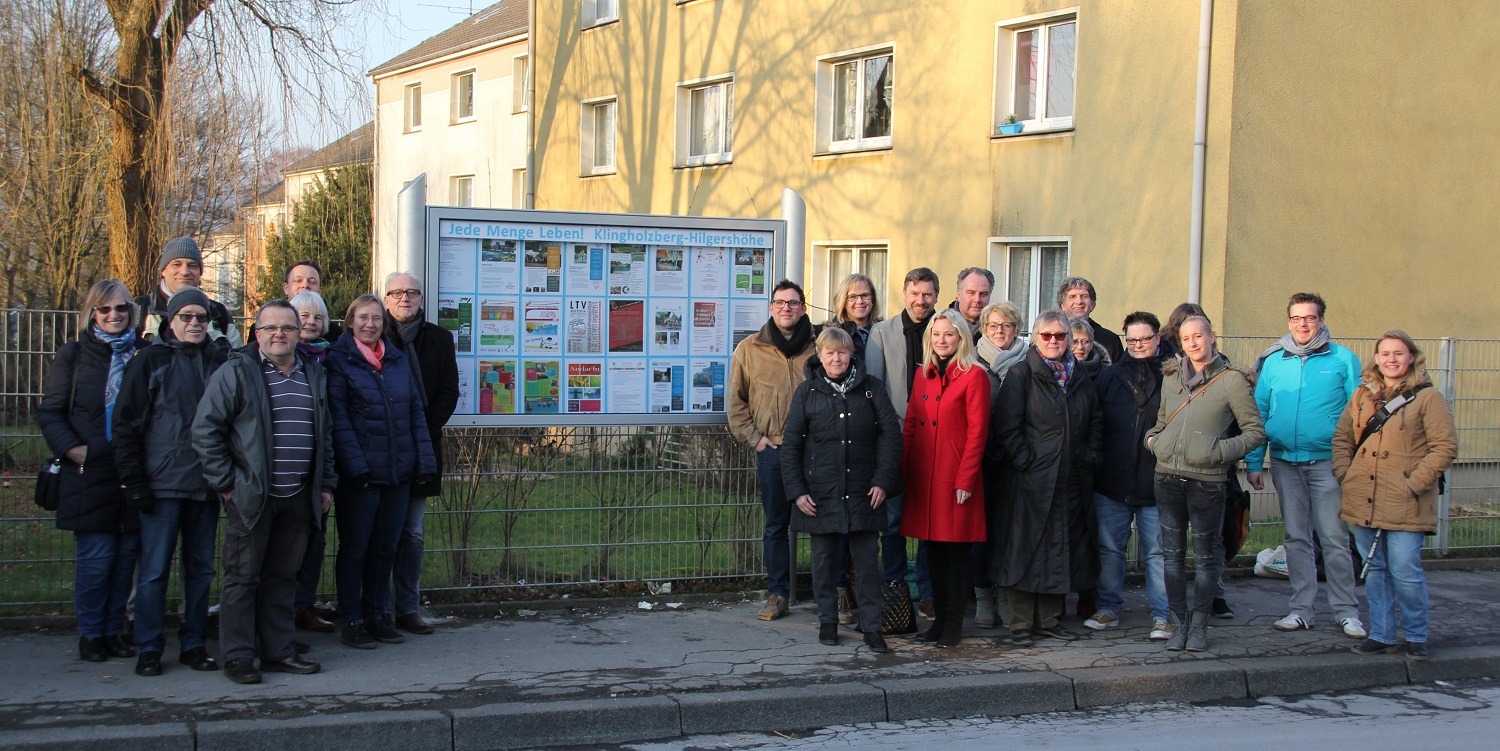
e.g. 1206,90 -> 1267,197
39,237 -> 457,685
733,269 -> 1456,659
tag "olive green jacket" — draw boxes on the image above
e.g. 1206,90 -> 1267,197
1146,354 -> 1265,482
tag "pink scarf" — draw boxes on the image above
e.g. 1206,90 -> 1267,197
353,336 -> 385,371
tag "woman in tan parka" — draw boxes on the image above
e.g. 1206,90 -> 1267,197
1332,330 -> 1456,661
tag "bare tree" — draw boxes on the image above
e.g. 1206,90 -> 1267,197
73,0 -> 365,294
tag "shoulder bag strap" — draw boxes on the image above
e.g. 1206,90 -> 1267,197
1158,368 -> 1232,433
1355,384 -> 1430,450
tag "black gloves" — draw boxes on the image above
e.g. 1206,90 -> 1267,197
124,484 -> 155,514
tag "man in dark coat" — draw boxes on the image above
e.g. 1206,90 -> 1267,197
383,272 -> 460,635
1057,276 -> 1124,363
989,313 -> 1102,646
1085,312 -> 1171,641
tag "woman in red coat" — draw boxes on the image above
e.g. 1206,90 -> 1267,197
901,308 -> 991,647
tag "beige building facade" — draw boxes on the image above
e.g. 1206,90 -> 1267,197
526,0 -> 1499,340
371,1 -> 531,283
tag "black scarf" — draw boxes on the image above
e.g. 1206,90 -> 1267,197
766,315 -> 813,359
901,310 -> 929,393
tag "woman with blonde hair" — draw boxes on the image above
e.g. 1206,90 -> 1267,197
827,273 -> 882,360
900,309 -> 991,647
38,280 -> 148,662
1334,331 -> 1456,661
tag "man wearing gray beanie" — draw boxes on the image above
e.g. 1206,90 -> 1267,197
134,236 -> 243,353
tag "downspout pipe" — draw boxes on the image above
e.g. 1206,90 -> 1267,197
525,0 -> 536,209
396,174 -> 427,280
780,188 -> 806,285
1188,0 -> 1214,304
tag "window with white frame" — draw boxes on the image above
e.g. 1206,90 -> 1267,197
995,12 -> 1076,132
990,239 -> 1069,327
404,83 -> 422,132
452,70 -> 476,122
821,244 -> 888,318
512,168 -> 527,208
513,56 -> 529,113
676,77 -> 734,165
581,97 -> 617,175
583,0 -> 618,28
450,175 -> 475,207
816,46 -> 894,153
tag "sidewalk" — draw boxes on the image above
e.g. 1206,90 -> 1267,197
3,566 -> 1498,750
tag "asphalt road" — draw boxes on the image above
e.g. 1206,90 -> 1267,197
616,678 -> 1500,751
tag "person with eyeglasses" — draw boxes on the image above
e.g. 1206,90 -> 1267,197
382,273 -> 460,636
1086,312 -> 1171,640
112,287 -> 230,677
326,294 -> 438,649
1147,315 -> 1264,652
971,300 -> 1027,629
133,236 -> 242,354
193,300 -> 338,684
37,280 -> 149,663
826,273 -> 882,362
990,310 -> 1102,647
287,290 -> 338,635
1244,292 -> 1366,638
729,280 -> 817,622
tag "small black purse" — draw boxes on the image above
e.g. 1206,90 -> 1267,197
35,351 -> 80,512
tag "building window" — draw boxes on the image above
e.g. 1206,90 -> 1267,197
512,168 -> 528,208
450,175 -> 475,207
816,46 -> 894,154
990,239 -> 1069,327
513,55 -> 529,113
583,0 -> 618,28
581,97 -> 617,175
996,12 -> 1076,133
811,243 -> 888,317
404,83 -> 422,132
452,70 -> 476,122
675,77 -> 734,166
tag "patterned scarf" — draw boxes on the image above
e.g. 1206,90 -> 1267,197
93,325 -> 137,439
297,339 -> 332,364
1045,352 -> 1075,393
822,364 -> 857,395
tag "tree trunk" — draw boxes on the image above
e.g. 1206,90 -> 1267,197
105,101 -> 159,296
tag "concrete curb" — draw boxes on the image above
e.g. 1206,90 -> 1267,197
5,646 -> 1498,751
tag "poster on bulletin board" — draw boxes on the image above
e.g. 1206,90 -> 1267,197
427,207 -> 786,426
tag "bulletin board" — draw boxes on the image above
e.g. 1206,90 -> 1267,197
426,207 -> 786,426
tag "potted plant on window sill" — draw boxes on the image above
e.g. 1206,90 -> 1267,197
998,114 -> 1025,136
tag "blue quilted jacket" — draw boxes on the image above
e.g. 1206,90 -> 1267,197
326,333 -> 437,487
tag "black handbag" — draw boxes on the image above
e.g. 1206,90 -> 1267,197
879,579 -> 917,635
35,348 -> 80,511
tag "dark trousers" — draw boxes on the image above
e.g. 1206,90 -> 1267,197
393,496 -> 428,616
293,511 -> 329,613
756,447 -> 791,598
335,482 -> 411,624
1155,473 -> 1226,619
1007,590 -> 1065,632
219,488 -> 312,664
927,541 -> 974,632
811,531 -> 881,631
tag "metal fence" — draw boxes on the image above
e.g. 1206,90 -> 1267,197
3,308 -> 1498,615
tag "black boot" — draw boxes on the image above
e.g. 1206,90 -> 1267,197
818,623 -> 839,646
79,637 -> 107,662
104,633 -> 136,658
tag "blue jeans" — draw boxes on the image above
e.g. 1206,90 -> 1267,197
393,496 -> 427,616
1353,525 -> 1428,644
135,499 -> 218,654
335,483 -> 410,624
1093,493 -> 1167,621
294,512 -> 329,613
756,447 -> 791,598
74,531 -> 140,638
1155,475 -> 1225,619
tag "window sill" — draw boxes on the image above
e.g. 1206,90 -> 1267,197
580,169 -> 618,179
674,160 -> 732,171
583,18 -> 619,31
450,117 -> 476,126
404,127 -> 424,134
812,145 -> 892,161
991,126 -> 1074,142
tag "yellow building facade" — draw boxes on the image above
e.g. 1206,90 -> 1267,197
528,0 -> 1499,339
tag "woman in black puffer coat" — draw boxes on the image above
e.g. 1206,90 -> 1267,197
782,327 -> 903,653
37,280 -> 147,662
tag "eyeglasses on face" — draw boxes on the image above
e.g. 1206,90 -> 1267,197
386,289 -> 422,299
175,313 -> 210,324
1035,331 -> 1067,342
983,322 -> 1017,332
93,303 -> 132,315
258,325 -> 300,336
1288,315 -> 1320,325
1126,335 -> 1159,346
846,292 -> 873,302
1073,340 -> 1092,349
770,299 -> 805,311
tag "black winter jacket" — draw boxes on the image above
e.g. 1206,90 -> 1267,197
1093,353 -> 1165,506
326,333 -> 437,488
386,316 -> 460,496
37,328 -> 148,532
781,359 -> 903,535
113,332 -> 227,501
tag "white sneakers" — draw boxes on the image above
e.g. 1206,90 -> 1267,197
1339,617 -> 1368,639
1083,611 -> 1119,630
1273,613 -> 1312,631
1149,618 -> 1173,641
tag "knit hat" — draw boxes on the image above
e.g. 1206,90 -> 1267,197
158,236 -> 203,274
166,287 -> 212,320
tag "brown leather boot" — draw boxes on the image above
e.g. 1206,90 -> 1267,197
296,607 -> 336,633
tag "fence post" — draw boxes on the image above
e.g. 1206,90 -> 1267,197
1435,337 -> 1457,554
